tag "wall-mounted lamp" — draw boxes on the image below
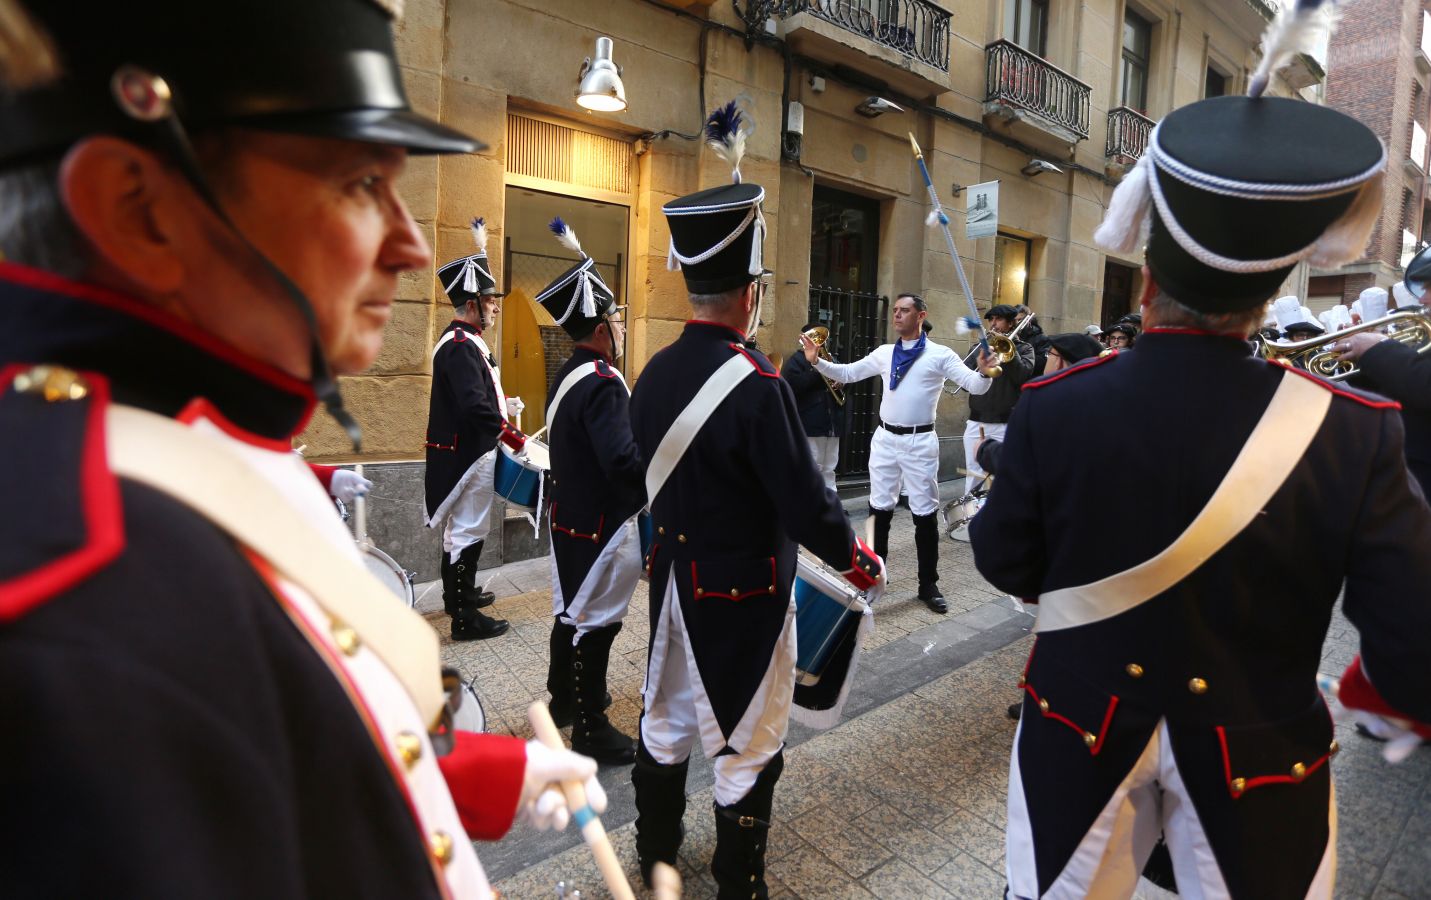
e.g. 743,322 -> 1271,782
854,96 -> 904,118
576,37 -> 626,112
1021,159 -> 1063,177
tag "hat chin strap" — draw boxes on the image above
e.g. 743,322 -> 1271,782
114,69 -> 362,450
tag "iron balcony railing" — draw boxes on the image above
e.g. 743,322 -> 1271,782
1105,106 -> 1155,161
984,39 -> 1092,140
805,0 -> 952,72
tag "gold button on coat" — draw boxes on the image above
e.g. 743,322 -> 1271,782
1291,762 -> 1307,780
333,625 -> 361,656
1187,677 -> 1208,695
1230,777 -> 1246,796
13,365 -> 89,402
395,732 -> 422,769
430,830 -> 455,865
1329,739 -> 1340,756
1037,698 -> 1050,714
1083,732 -> 1097,748
678,534 -> 688,543
1125,663 -> 1144,679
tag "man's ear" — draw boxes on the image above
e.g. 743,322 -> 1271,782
1137,265 -> 1158,310
58,137 -> 186,293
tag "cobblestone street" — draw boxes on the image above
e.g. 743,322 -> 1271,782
421,486 -> 1431,899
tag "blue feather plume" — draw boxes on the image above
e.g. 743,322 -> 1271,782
704,100 -> 748,183
549,216 -> 584,256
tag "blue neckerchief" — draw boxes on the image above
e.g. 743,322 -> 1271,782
889,333 -> 927,390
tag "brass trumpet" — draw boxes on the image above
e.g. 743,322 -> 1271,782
802,325 -> 847,406
1258,307 -> 1431,380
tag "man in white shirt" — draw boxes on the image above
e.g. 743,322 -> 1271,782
801,293 -> 996,612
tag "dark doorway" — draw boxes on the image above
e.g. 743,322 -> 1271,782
1102,260 -> 1137,327
808,186 -> 887,480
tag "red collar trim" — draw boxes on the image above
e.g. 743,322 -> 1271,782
1023,352 -> 1118,390
176,398 -> 304,452
0,262 -> 315,399
686,319 -> 748,341
451,319 -> 483,336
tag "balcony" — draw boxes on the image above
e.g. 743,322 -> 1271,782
1279,51 -> 1325,90
983,40 -> 1091,151
779,0 -> 953,97
1105,106 -> 1154,171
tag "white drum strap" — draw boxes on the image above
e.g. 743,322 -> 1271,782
645,354 -> 756,504
105,404 -> 446,726
1034,371 -> 1332,633
544,362 -> 630,438
432,328 -> 507,422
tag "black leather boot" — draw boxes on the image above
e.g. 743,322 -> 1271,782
454,541 -> 495,609
571,623 -> 636,765
912,513 -> 946,613
546,618 -> 578,726
869,505 -> 894,562
633,741 -> 689,887
711,749 -> 784,900
439,552 -> 459,617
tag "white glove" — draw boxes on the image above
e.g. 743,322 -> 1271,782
519,740 -> 605,831
505,396 -> 525,418
329,469 -> 372,503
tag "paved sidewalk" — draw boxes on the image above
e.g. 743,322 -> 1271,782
413,484 -> 1431,899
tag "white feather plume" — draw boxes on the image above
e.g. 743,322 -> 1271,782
1247,0 -> 1339,98
1094,152 -> 1154,255
469,217 -> 488,254
549,216 -> 585,257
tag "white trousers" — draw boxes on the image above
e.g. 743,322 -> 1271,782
806,435 -> 839,492
441,450 -> 497,563
963,419 -> 1007,493
549,515 -> 641,637
640,570 -> 794,806
1006,718 -> 1336,900
868,427 -> 940,516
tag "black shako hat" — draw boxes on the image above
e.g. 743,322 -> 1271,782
534,217 -> 617,338
0,0 -> 481,170
1405,245 -> 1431,300
1095,95 -> 1384,313
664,101 -> 766,295
438,218 -> 505,306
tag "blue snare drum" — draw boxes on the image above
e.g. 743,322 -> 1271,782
495,438 -> 549,511
794,553 -> 868,687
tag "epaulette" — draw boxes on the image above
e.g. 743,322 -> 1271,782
0,364 -> 124,623
1022,351 -> 1118,391
452,327 -> 469,343
1266,360 -> 1402,411
594,357 -> 617,379
728,342 -> 780,378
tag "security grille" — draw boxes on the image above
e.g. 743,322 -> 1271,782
807,285 -> 889,479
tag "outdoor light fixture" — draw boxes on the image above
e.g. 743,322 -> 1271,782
576,36 -> 626,112
1021,159 -> 1063,177
854,96 -> 904,118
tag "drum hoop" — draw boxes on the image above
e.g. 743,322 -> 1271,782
360,543 -> 415,607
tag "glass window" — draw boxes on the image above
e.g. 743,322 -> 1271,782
994,234 -> 1032,307
1005,0 -> 1048,56
1205,67 -> 1226,99
1121,10 -> 1152,113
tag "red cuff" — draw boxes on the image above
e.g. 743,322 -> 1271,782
1339,657 -> 1431,740
436,732 -> 528,840
308,463 -> 337,491
499,421 -> 526,452
841,537 -> 882,592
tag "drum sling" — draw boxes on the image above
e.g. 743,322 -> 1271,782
1034,370 -> 1332,632
105,404 -> 447,727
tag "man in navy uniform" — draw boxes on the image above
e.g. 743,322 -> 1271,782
425,218 -> 525,641
0,2 -> 601,896
629,101 -> 883,897
971,90 -> 1431,898
534,217 -> 644,766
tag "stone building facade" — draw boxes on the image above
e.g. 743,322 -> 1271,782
306,0 -> 1318,575
1310,0 -> 1430,311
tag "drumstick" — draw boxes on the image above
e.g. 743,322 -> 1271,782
527,702 -> 636,900
353,463 -> 369,548
651,861 -> 682,899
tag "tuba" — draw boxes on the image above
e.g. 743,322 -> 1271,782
802,326 -> 847,406
1257,307 -> 1431,380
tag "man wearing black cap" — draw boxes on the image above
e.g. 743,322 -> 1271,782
425,218 -> 524,642
1105,321 -> 1138,349
964,302 -> 1035,495
533,217 -> 643,766
630,101 -> 884,897
972,86 -> 1431,897
0,3 -> 602,896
